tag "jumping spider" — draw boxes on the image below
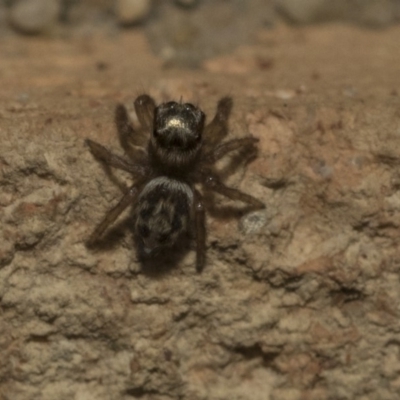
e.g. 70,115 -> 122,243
86,94 -> 264,272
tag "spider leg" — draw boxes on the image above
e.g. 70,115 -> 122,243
115,104 -> 147,158
203,97 -> 233,148
193,189 -> 206,272
203,173 -> 265,210
86,139 -> 146,176
134,94 -> 156,132
203,137 -> 258,164
87,184 -> 139,246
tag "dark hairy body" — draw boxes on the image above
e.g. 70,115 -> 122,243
86,95 -> 264,272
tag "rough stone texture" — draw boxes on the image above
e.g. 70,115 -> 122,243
1,25 -> 400,400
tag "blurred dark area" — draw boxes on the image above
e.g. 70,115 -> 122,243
1,0 -> 400,66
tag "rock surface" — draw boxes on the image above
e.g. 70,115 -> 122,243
1,25 -> 400,399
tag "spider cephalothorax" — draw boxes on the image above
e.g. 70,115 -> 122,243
86,94 -> 264,272
149,101 -> 205,171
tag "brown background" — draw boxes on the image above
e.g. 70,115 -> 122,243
1,19 -> 400,400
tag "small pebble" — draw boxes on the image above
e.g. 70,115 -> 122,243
10,0 -> 60,35
239,211 -> 268,235
359,0 -> 394,27
115,0 -> 151,25
276,0 -> 328,24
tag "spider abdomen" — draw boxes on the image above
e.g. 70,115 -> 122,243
135,176 -> 193,255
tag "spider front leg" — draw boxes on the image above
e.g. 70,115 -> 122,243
134,94 -> 156,132
203,97 -> 233,149
203,137 -> 259,164
193,189 -> 206,272
87,184 -> 139,246
115,104 -> 147,159
86,139 -> 146,176
203,173 -> 265,210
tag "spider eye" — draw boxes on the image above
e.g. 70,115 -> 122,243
184,104 -> 195,112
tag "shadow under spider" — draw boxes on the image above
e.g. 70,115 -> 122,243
137,235 -> 192,278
